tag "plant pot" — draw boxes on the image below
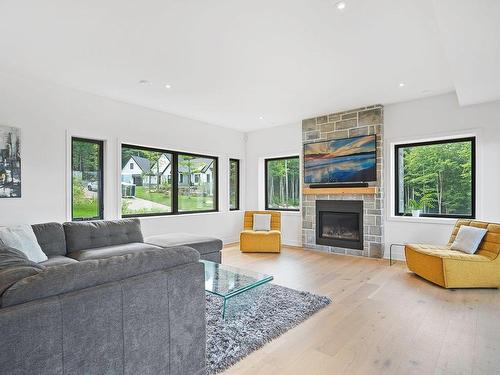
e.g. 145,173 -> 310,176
412,210 -> 421,217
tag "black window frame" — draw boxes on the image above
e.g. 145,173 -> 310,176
394,136 -> 476,219
71,137 -> 104,221
229,158 -> 240,211
265,155 -> 300,212
121,144 -> 219,218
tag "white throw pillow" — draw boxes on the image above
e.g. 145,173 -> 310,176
253,214 -> 272,231
0,225 -> 48,263
450,226 -> 488,254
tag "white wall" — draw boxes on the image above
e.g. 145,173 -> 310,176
0,72 -> 245,243
245,123 -> 302,246
244,93 -> 500,257
384,93 -> 500,259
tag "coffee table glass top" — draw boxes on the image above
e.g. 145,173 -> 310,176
201,260 -> 273,299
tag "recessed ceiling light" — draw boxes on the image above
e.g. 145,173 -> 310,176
399,82 -> 405,87
139,80 -> 152,85
259,116 -> 264,120
165,84 -> 172,89
336,1 -> 346,10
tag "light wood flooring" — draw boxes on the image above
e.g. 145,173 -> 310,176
220,245 -> 500,375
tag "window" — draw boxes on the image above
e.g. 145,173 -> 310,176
229,159 -> 240,210
265,156 -> 300,211
121,144 -> 218,216
71,137 -> 104,221
178,153 -> 217,213
121,145 -> 173,216
395,137 -> 475,218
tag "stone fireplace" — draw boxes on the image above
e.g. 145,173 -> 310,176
302,105 -> 384,258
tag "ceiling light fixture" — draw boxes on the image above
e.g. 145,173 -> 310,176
259,116 -> 264,120
399,82 -> 405,87
165,84 -> 171,89
336,1 -> 346,10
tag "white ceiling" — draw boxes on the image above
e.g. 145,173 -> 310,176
0,0 -> 498,132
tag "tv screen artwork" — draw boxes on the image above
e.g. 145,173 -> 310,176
304,135 -> 376,184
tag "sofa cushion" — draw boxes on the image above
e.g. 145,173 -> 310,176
63,219 -> 144,253
145,233 -> 223,255
32,222 -> 67,257
0,246 -> 45,296
67,242 -> 163,261
1,246 -> 199,307
40,256 -> 78,267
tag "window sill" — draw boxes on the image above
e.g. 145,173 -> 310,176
386,216 -> 458,225
132,211 -> 222,220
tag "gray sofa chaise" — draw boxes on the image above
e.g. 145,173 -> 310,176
0,219 -> 209,375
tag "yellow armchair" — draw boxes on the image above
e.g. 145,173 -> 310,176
405,220 -> 500,288
240,211 -> 281,253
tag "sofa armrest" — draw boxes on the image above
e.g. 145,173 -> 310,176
1,246 -> 199,307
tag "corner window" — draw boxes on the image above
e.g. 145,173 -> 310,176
265,156 -> 300,211
71,137 -> 104,221
121,144 -> 218,217
229,159 -> 240,210
395,137 -> 475,218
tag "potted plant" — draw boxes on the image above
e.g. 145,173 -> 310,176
407,199 -> 423,217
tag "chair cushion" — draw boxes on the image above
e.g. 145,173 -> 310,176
40,256 -> 78,267
31,222 -> 67,257
253,214 -> 271,231
67,242 -> 163,261
145,233 -> 223,255
240,230 -> 281,237
1,246 -> 200,307
63,219 -> 144,253
405,244 -> 493,261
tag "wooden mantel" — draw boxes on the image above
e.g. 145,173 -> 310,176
303,187 -> 377,195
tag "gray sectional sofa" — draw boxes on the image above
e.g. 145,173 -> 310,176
0,219 -> 219,375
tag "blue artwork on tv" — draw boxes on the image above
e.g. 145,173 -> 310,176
304,135 -> 376,183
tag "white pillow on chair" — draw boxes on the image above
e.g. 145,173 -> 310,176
253,214 -> 272,231
450,226 -> 487,254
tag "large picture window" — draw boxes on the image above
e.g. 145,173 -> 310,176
121,144 -> 218,217
265,156 -> 300,211
395,137 -> 475,218
71,137 -> 104,221
229,159 -> 240,210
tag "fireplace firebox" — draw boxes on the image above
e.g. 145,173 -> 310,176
316,200 -> 363,250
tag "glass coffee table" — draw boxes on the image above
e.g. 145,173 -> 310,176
201,260 -> 273,319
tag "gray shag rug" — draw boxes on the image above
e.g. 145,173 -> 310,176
205,283 -> 331,374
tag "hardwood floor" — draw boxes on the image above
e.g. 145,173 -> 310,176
220,245 -> 500,375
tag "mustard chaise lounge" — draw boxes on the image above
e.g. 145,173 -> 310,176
405,220 -> 500,288
240,211 -> 281,253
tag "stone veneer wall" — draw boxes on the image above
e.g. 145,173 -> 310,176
302,105 -> 384,258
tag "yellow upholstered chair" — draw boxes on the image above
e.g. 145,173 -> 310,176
240,211 -> 281,253
405,220 -> 500,288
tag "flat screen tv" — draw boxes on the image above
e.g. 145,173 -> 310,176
304,134 -> 377,184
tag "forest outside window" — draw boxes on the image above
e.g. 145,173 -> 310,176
265,156 -> 300,211
395,137 -> 475,218
72,137 -> 104,221
229,159 -> 240,210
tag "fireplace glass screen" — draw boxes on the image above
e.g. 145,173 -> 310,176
319,212 -> 360,242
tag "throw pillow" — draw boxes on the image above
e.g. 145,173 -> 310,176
450,226 -> 488,254
0,225 -> 48,263
253,214 -> 272,231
